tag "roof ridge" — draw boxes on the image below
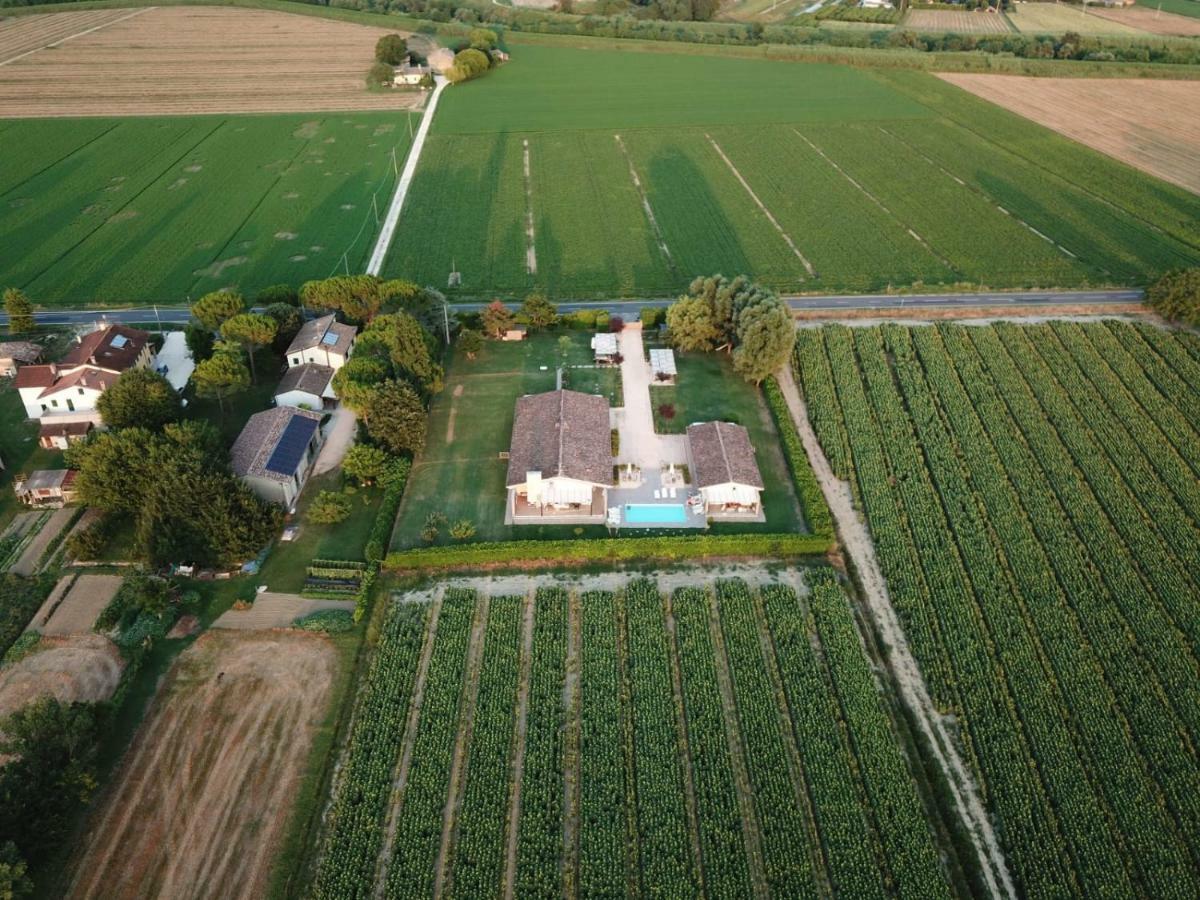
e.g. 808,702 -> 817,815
715,421 -> 732,482
557,389 -> 566,477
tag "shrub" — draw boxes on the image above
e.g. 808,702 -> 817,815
595,310 -> 611,331
294,609 -> 355,633
640,307 -> 664,328
449,520 -> 477,541
420,524 -> 439,543
658,402 -> 676,420
611,428 -> 620,455
308,491 -> 353,525
366,62 -> 395,88
609,314 -> 625,333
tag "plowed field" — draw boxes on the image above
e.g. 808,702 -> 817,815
66,629 -> 338,900
0,6 -> 424,117
939,74 -> 1200,195
904,9 -> 1013,33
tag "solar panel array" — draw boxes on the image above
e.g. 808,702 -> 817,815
321,330 -> 339,346
265,415 -> 319,476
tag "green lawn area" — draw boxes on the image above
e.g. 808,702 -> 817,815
647,342 -> 807,535
562,363 -> 623,406
256,470 -> 383,593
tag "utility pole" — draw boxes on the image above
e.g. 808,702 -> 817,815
442,297 -> 451,345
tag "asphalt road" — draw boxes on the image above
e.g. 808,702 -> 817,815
0,289 -> 1143,327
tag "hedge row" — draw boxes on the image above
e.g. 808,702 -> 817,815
763,377 -> 834,541
354,459 -> 412,621
383,532 -> 829,572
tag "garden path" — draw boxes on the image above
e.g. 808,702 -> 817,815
313,404 -> 357,476
616,325 -> 661,471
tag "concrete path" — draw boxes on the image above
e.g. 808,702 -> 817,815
212,593 -> 355,631
615,325 -> 661,471
313,405 -> 357,476
365,75 -> 448,276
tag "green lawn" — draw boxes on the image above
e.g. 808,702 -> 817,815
1139,0 -> 1200,18
1,112 -> 416,307
256,470 -> 383,593
646,344 -> 807,535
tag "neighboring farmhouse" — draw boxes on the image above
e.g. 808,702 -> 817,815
13,325 -> 153,423
279,314 -> 356,408
686,421 -> 764,519
231,407 -> 325,508
0,341 -> 42,377
505,389 -> 613,523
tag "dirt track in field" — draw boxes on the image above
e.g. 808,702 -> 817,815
67,629 -> 338,900
0,6 -> 426,117
938,74 -> 1200,195
1085,5 -> 1200,36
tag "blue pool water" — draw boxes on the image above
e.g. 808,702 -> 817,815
625,503 -> 688,525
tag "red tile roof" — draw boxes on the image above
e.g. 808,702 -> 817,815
61,324 -> 149,372
13,365 -> 56,389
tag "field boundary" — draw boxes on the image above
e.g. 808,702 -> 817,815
614,133 -> 678,276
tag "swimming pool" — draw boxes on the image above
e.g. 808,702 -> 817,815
624,503 -> 688,525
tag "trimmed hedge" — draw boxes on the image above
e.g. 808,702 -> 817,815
384,532 -> 828,572
353,458 -> 411,621
763,377 -> 834,540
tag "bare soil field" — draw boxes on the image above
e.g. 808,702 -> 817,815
67,629 -> 338,900
1085,4 -> 1200,35
904,9 -> 1014,33
0,6 -> 426,117
0,8 -> 143,64
939,74 -> 1200,195
33,573 -> 122,636
0,634 -> 124,721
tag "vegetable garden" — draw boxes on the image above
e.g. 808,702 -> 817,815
795,320 -> 1200,898
312,573 -> 949,897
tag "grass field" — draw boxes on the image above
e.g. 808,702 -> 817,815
0,111 -> 415,306
312,573 -> 953,897
392,330 -> 806,547
1139,0 -> 1200,17
385,44 -> 1200,298
904,9 -> 1014,33
796,320 -> 1200,897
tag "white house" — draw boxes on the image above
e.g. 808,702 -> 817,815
394,58 -> 433,86
275,363 -> 336,411
14,325 -> 153,423
285,315 -> 356,372
686,421 -> 764,519
506,389 -> 612,524
230,407 -> 324,508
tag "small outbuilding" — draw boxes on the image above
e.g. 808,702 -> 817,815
286,315 -> 356,372
230,407 -> 324,509
591,332 -> 619,364
502,327 -> 527,342
275,363 -> 336,411
686,421 -> 764,519
13,469 -> 78,507
649,348 -> 676,384
38,420 -> 93,450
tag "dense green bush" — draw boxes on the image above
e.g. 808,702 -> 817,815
384,531 -> 829,571
763,377 -> 834,539
295,609 -> 356,633
0,575 -> 55,658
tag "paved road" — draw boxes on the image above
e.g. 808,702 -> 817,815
0,289 -> 1143,328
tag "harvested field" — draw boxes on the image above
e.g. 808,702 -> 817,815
1009,1 -> 1146,34
939,74 -> 1200,195
31,573 -> 122,636
0,6 -> 426,117
1086,4 -> 1200,35
0,633 -> 124,721
0,8 -> 143,65
904,9 -> 1013,33
67,629 -> 338,900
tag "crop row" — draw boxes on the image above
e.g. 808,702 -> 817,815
800,321 -> 1200,896
513,587 -> 569,897
311,602 -> 429,899
670,587 -> 755,898
384,589 -> 476,899
445,595 -> 523,899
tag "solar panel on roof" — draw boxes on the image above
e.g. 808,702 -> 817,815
264,416 -> 319,476
321,330 -> 339,346
111,335 -> 128,349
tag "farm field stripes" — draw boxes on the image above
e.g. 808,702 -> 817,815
315,575 -> 952,896
0,112 -> 414,305
796,321 -> 1200,898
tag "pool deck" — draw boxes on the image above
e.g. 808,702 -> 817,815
609,470 -> 707,530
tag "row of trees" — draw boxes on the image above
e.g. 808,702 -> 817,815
665,275 -> 795,384
1146,268 -> 1200,327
